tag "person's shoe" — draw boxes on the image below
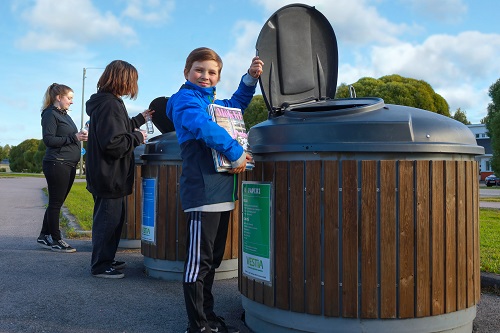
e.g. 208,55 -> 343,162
92,267 -> 124,279
208,316 -> 239,333
51,239 -> 76,253
37,235 -> 53,249
112,260 -> 126,270
185,325 -> 210,333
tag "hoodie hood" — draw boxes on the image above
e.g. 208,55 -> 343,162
86,92 -> 121,117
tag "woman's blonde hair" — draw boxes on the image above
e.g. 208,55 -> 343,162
97,60 -> 139,99
41,83 -> 73,111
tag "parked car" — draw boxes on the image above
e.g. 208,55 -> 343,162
485,174 -> 500,187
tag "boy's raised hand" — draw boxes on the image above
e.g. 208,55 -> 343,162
248,56 -> 264,78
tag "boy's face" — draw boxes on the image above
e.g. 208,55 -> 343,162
185,60 -> 220,88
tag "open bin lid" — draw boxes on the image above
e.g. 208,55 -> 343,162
256,3 -> 338,115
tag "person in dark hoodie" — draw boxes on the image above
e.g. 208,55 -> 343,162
85,60 -> 153,279
38,83 -> 88,253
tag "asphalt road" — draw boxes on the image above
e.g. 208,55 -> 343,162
0,177 -> 498,333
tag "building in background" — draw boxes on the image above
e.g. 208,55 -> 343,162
468,124 -> 491,181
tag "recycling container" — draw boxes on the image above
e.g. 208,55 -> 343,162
139,97 -> 239,281
119,144 -> 145,249
239,4 -> 484,333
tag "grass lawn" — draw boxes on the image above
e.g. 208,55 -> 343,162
65,182 -> 94,231
479,209 -> 500,274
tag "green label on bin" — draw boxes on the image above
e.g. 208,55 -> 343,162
241,182 -> 272,283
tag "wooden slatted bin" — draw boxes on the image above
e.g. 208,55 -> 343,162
240,158 -> 480,333
119,145 -> 145,249
140,133 -> 239,280
243,4 -> 484,331
241,100 -> 484,332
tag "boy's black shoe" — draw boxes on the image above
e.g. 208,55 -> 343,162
51,239 -> 76,253
37,234 -> 53,249
207,316 -> 239,333
112,260 -> 126,270
184,325 -> 211,333
92,267 -> 124,279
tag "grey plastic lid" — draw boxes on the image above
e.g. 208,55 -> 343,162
248,100 -> 485,156
140,132 -> 182,162
256,4 -> 338,114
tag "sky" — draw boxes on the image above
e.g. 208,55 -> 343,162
1,0 -> 500,147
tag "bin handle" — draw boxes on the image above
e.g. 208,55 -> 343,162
349,85 -> 357,98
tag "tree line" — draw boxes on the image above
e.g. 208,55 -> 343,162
6,74 -> 498,173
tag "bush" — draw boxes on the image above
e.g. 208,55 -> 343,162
9,139 -> 43,173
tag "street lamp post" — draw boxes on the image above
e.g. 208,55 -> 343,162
79,67 -> 103,177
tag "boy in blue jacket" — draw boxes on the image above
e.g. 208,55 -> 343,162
167,47 -> 263,333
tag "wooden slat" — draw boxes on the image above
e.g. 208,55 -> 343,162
456,161 -> 466,310
431,161 -> 445,315
177,166 -> 187,261
465,162 -> 474,307
398,160 -> 414,318
324,160 -> 339,317
445,161 -> 457,313
166,166 -> 177,261
230,201 -> 239,259
134,166 -> 143,238
361,160 -> 377,318
380,161 -> 397,318
262,162 -> 275,307
157,165 -> 168,259
473,162 -> 481,304
416,160 -> 430,317
342,160 -> 358,318
305,161 -> 322,315
275,161 -> 290,310
290,161 -> 305,313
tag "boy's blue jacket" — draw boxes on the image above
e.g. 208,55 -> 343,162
166,75 -> 256,211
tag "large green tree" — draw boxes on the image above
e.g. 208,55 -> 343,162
485,78 -> 500,174
336,74 -> 450,117
0,144 -> 11,161
9,139 -> 43,173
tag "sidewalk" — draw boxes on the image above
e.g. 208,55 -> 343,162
0,177 -> 249,333
0,177 -> 498,333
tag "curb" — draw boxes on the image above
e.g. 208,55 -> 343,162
481,272 -> 500,289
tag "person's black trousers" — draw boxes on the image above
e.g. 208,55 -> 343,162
41,160 -> 76,241
91,196 -> 125,274
183,211 -> 231,330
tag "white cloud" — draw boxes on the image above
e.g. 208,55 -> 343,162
122,0 -> 174,23
253,0 -> 410,45
15,0 -> 137,51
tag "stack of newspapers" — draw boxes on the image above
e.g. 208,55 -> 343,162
207,104 -> 255,172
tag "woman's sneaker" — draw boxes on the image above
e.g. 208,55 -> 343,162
51,239 -> 76,253
37,235 -> 53,249
92,267 -> 125,279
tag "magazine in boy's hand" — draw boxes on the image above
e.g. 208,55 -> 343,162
207,104 -> 255,172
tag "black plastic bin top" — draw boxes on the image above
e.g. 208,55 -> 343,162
249,4 -> 484,157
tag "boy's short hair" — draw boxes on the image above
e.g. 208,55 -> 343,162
97,60 -> 139,100
184,47 -> 223,77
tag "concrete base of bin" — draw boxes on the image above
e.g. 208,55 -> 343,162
143,257 -> 238,281
118,239 -> 141,249
242,297 -> 475,333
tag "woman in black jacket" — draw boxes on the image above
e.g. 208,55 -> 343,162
37,83 -> 88,253
85,60 -> 153,278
